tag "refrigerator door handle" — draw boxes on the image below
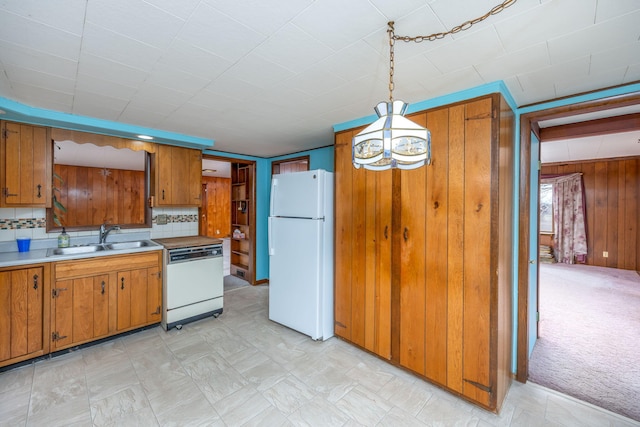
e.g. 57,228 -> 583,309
268,216 -> 275,255
269,177 -> 278,216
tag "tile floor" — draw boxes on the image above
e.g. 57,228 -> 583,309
1,285 -> 638,427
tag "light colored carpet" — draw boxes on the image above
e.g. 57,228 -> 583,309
529,263 -> 640,421
223,274 -> 250,292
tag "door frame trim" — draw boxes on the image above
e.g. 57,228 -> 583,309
516,91 -> 640,382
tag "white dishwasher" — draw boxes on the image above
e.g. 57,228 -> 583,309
154,236 -> 224,330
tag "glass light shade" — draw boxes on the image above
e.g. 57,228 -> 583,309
352,100 -> 431,170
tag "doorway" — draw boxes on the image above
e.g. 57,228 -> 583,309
517,91 -> 640,380
200,155 -> 257,285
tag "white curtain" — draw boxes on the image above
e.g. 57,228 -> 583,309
541,173 -> 588,264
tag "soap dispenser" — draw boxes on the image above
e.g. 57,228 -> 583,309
58,227 -> 70,248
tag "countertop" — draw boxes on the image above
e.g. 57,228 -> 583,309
153,235 -> 223,250
0,232 -> 163,268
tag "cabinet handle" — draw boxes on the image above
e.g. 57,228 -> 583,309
33,274 -> 39,290
36,184 -> 42,198
3,187 -> 17,198
384,225 -> 388,240
121,277 -> 125,290
101,280 -> 106,294
403,227 -> 408,242
162,189 -> 165,200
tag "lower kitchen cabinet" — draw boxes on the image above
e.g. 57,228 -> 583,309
51,251 -> 162,351
334,94 -> 514,412
0,264 -> 49,367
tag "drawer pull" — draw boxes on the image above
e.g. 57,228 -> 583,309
101,281 -> 106,295
33,274 -> 39,290
121,277 -> 125,290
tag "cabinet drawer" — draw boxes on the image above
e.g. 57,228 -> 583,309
54,252 -> 161,279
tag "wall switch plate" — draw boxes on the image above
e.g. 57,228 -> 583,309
157,214 -> 168,225
603,251 -> 608,258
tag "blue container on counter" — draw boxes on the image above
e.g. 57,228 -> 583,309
16,238 -> 31,252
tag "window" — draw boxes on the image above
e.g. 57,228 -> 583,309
539,183 -> 553,233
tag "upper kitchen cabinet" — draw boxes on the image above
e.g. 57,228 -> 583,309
1,121 -> 52,207
151,145 -> 202,207
334,93 -> 514,413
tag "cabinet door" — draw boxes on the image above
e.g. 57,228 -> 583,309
116,271 -> 131,330
93,275 -> 110,338
334,130 -> 392,359
0,267 -> 44,361
156,145 -> 173,205
2,122 -> 50,207
461,98 -> 493,406
129,268 -> 148,328
147,267 -> 161,323
52,279 -> 73,349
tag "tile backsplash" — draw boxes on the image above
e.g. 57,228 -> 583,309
0,207 -> 199,244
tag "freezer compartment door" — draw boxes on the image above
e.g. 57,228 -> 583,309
268,216 -> 326,340
270,169 -> 327,219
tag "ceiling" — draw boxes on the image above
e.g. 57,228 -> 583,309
0,0 -> 639,158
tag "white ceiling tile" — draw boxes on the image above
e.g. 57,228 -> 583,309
132,83 -> 193,108
286,68 -> 346,98
86,0 -> 185,50
203,0 -> 314,35
4,64 -> 75,94
10,82 -> 74,111
0,0 -> 86,35
158,39 -> 232,81
595,0 -> 640,22
81,23 -> 163,73
624,63 -> 640,83
0,41 -> 78,80
475,43 -> 550,83
293,0 -> 386,51
75,74 -> 138,101
591,42 -> 640,74
72,91 -> 129,120
430,0 -> 521,33
222,55 -> 295,89
253,24 -> 335,74
516,56 -> 591,95
418,66 -> 485,98
145,64 -> 210,95
495,0 -> 597,53
0,13 -> 82,60
142,0 -> 201,20
368,0 -> 430,20
421,26 -> 506,74
547,10 -> 640,65
318,41 -> 385,83
78,53 -> 149,88
555,66 -> 628,99
118,105 -> 169,128
177,3 -> 266,63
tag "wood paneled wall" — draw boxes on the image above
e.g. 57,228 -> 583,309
201,176 -> 231,238
54,164 -> 145,227
541,157 -> 639,270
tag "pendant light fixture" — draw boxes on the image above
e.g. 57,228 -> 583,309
352,0 -> 517,171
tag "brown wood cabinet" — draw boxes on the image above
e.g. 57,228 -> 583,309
0,264 -> 49,367
51,251 -> 162,351
152,145 -> 202,207
334,94 -> 514,412
230,163 -> 254,283
1,121 -> 52,207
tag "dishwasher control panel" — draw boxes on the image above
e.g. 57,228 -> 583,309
167,244 -> 223,263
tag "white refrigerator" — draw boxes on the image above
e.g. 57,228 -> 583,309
268,169 -> 334,341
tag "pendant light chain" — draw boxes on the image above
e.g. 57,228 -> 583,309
392,0 -> 517,44
388,22 -> 395,102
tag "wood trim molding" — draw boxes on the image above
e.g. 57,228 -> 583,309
516,90 -> 640,384
540,112 -> 640,142
51,128 -> 156,153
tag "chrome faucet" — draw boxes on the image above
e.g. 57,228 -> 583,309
99,223 -> 120,244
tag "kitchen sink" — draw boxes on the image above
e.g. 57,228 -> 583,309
105,240 -> 152,250
47,245 -> 105,256
46,240 -> 157,257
